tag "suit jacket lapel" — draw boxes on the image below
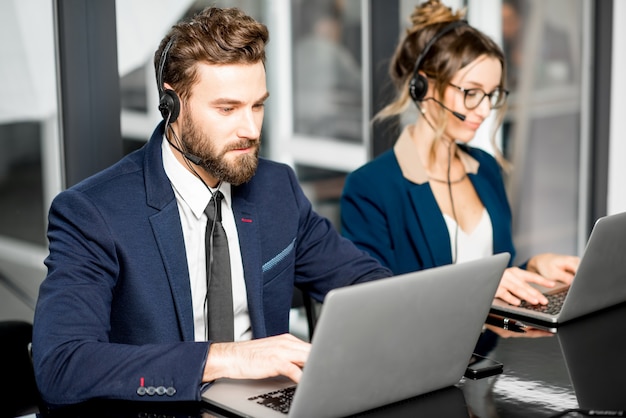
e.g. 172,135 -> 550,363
394,127 -> 482,268
150,205 -> 195,340
144,123 -> 195,341
394,127 -> 453,267
407,185 -> 454,266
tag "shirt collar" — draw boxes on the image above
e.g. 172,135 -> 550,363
161,135 -> 232,219
393,125 -> 480,185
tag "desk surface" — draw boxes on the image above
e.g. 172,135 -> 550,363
35,303 -> 626,418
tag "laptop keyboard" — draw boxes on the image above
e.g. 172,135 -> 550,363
248,385 -> 296,414
519,288 -> 568,315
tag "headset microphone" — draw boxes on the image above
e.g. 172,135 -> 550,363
428,98 -> 466,121
182,151 -> 203,166
167,138 -> 203,165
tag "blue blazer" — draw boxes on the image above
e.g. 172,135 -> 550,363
341,128 -> 516,275
33,122 -> 390,407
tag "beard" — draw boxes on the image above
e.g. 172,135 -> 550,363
180,111 -> 260,186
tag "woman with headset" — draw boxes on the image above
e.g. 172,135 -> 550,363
340,0 -> 579,306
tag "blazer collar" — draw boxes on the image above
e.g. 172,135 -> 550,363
144,121 -> 177,210
393,125 -> 480,184
143,122 -> 196,340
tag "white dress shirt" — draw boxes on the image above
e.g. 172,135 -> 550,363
161,137 -> 252,342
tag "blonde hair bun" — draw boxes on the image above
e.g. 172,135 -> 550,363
409,0 -> 466,33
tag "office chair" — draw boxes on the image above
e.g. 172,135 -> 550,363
0,320 -> 42,417
291,288 -> 319,340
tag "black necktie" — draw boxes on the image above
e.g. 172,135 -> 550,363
205,191 -> 234,342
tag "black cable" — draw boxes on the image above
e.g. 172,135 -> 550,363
418,103 -> 459,263
446,142 -> 459,264
417,103 -> 437,133
164,115 -> 221,341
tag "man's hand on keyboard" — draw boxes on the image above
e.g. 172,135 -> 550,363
203,333 -> 311,384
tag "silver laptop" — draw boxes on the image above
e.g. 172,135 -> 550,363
202,253 -> 510,418
491,211 -> 626,328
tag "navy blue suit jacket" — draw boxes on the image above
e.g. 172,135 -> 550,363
341,131 -> 516,275
33,122 -> 390,406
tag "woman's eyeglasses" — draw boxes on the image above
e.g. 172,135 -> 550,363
448,83 -> 509,110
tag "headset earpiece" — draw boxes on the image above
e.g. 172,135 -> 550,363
409,72 -> 429,102
408,20 -> 468,104
157,36 -> 180,123
159,89 -> 180,123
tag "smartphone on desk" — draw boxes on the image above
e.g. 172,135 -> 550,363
464,353 -> 503,379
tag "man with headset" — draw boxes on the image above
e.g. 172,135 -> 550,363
32,6 -> 391,408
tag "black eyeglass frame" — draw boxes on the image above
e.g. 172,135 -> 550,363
447,82 -> 510,110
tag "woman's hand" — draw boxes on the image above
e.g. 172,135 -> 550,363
485,324 -> 553,339
495,267 -> 553,305
526,253 -> 579,284
495,253 -> 580,306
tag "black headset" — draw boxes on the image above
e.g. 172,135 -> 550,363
408,20 -> 467,103
156,35 -> 204,165
157,36 -> 181,123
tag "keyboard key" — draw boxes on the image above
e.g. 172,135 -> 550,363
520,289 -> 568,315
248,386 -> 296,414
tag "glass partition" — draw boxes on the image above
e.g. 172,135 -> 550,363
0,0 -> 60,319
291,0 -> 364,144
499,0 -> 588,261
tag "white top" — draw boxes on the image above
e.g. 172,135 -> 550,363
161,137 -> 252,342
443,208 -> 493,264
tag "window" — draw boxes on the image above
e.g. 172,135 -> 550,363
0,0 -> 60,318
497,0 -> 589,260
291,0 -> 364,144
